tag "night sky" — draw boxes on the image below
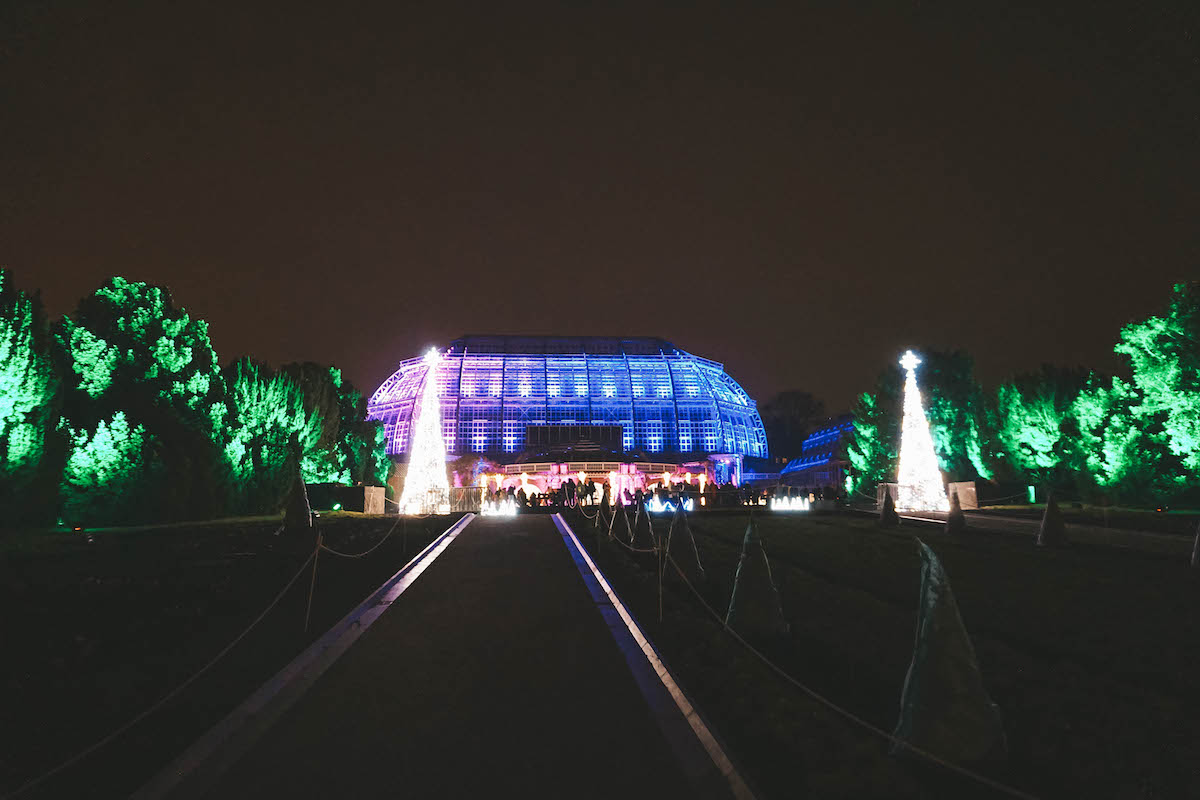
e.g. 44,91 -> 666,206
2,1 -> 1196,411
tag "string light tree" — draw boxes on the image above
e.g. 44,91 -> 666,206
397,348 -> 451,515
895,350 -> 950,512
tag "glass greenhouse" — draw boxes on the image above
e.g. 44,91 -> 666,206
367,336 -> 768,460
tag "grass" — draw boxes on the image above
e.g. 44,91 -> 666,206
974,504 -> 1200,536
0,512 -> 457,799
570,507 -> 1200,799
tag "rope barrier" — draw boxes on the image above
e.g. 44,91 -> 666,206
974,491 -> 1032,503
5,545 -> 320,799
852,488 -> 1039,507
607,531 -> 659,555
660,552 -> 1039,800
603,507 -> 657,554
319,516 -> 404,559
382,496 -> 438,518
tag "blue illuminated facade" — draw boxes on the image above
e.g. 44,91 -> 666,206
368,336 -> 768,459
780,415 -> 854,487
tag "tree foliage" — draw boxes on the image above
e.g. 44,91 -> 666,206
1115,282 -> 1200,474
224,359 -> 323,514
1065,376 -> 1181,502
60,412 -> 156,525
56,277 -> 225,435
847,378 -> 899,495
856,284 -> 1200,506
848,350 -> 994,494
995,365 -> 1090,485
0,274 -> 393,527
279,363 -> 389,487
55,278 -> 228,522
0,270 -> 61,521
1042,282 -> 1200,504
759,390 -> 825,459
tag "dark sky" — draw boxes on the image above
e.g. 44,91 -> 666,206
2,1 -> 1197,410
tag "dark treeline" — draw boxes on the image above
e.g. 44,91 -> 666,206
849,282 -> 1200,507
0,273 -> 389,527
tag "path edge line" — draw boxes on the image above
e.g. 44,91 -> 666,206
134,513 -> 476,800
552,513 -> 756,800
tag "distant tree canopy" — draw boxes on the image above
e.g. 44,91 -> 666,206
759,390 -> 825,459
0,272 -> 388,527
848,282 -> 1200,507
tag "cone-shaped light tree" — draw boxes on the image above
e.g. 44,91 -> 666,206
398,348 -> 451,515
896,350 -> 950,512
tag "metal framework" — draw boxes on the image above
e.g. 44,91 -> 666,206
367,336 -> 768,459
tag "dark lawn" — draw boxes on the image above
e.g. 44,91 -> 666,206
570,508 -> 1200,799
0,513 -> 455,799
971,504 -> 1200,537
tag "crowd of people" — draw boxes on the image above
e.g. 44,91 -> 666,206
481,477 -> 846,511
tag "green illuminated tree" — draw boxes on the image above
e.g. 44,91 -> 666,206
995,365 -> 1090,485
57,278 -> 225,433
224,359 -> 323,513
60,412 -> 158,525
920,351 -> 996,481
0,270 -> 62,522
277,363 -> 387,487
328,369 -> 389,487
56,278 -> 228,522
1115,282 -> 1200,475
281,362 -> 346,484
1065,375 -> 1179,502
848,381 -> 899,495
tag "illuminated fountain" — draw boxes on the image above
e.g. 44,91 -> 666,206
895,350 -> 950,512
397,348 -> 451,515
770,496 -> 810,511
647,496 -> 694,514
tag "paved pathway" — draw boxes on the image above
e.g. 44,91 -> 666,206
196,515 -> 700,799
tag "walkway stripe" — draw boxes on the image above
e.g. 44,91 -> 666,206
552,513 -> 755,800
135,513 -> 476,800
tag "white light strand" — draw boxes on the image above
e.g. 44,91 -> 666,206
398,349 -> 451,515
896,350 -> 950,512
